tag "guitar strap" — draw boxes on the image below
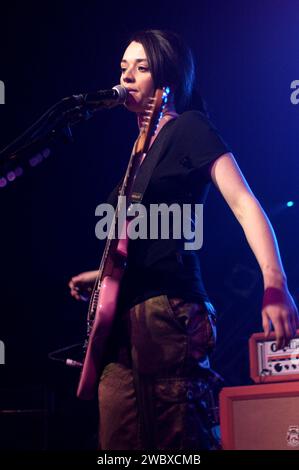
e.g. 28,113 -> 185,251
104,117 -> 176,447
127,118 -> 177,449
124,117 -> 176,205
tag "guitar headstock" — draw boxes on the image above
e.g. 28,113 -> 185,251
135,87 -> 170,156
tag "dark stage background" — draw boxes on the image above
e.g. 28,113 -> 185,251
0,0 -> 298,450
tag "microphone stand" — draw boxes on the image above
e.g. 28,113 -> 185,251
0,96 -> 108,188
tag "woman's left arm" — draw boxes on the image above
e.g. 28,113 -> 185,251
209,152 -> 299,349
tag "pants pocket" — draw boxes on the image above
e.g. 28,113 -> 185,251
165,295 -> 217,359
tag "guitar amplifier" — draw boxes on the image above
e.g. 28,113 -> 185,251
220,381 -> 299,450
249,330 -> 299,384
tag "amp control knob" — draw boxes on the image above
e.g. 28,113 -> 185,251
274,363 -> 283,372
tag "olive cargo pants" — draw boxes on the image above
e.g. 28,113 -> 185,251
98,294 -> 217,450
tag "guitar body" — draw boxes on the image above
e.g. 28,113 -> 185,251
77,234 -> 129,399
77,88 -> 169,399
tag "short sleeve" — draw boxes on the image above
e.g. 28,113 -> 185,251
171,111 -> 232,181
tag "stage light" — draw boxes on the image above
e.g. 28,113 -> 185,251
0,177 -> 7,188
6,171 -> 16,182
286,201 -> 294,207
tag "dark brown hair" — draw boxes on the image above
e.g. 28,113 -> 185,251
128,29 -> 207,114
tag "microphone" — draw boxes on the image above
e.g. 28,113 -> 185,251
73,84 -> 127,110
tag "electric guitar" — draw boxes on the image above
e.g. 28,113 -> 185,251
77,87 -> 169,399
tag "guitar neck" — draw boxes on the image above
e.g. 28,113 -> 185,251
93,88 -> 168,286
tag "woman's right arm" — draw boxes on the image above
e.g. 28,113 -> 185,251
68,270 -> 98,301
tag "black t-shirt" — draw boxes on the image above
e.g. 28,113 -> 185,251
106,110 -> 231,311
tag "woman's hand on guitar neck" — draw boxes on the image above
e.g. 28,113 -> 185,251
68,270 -> 98,301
